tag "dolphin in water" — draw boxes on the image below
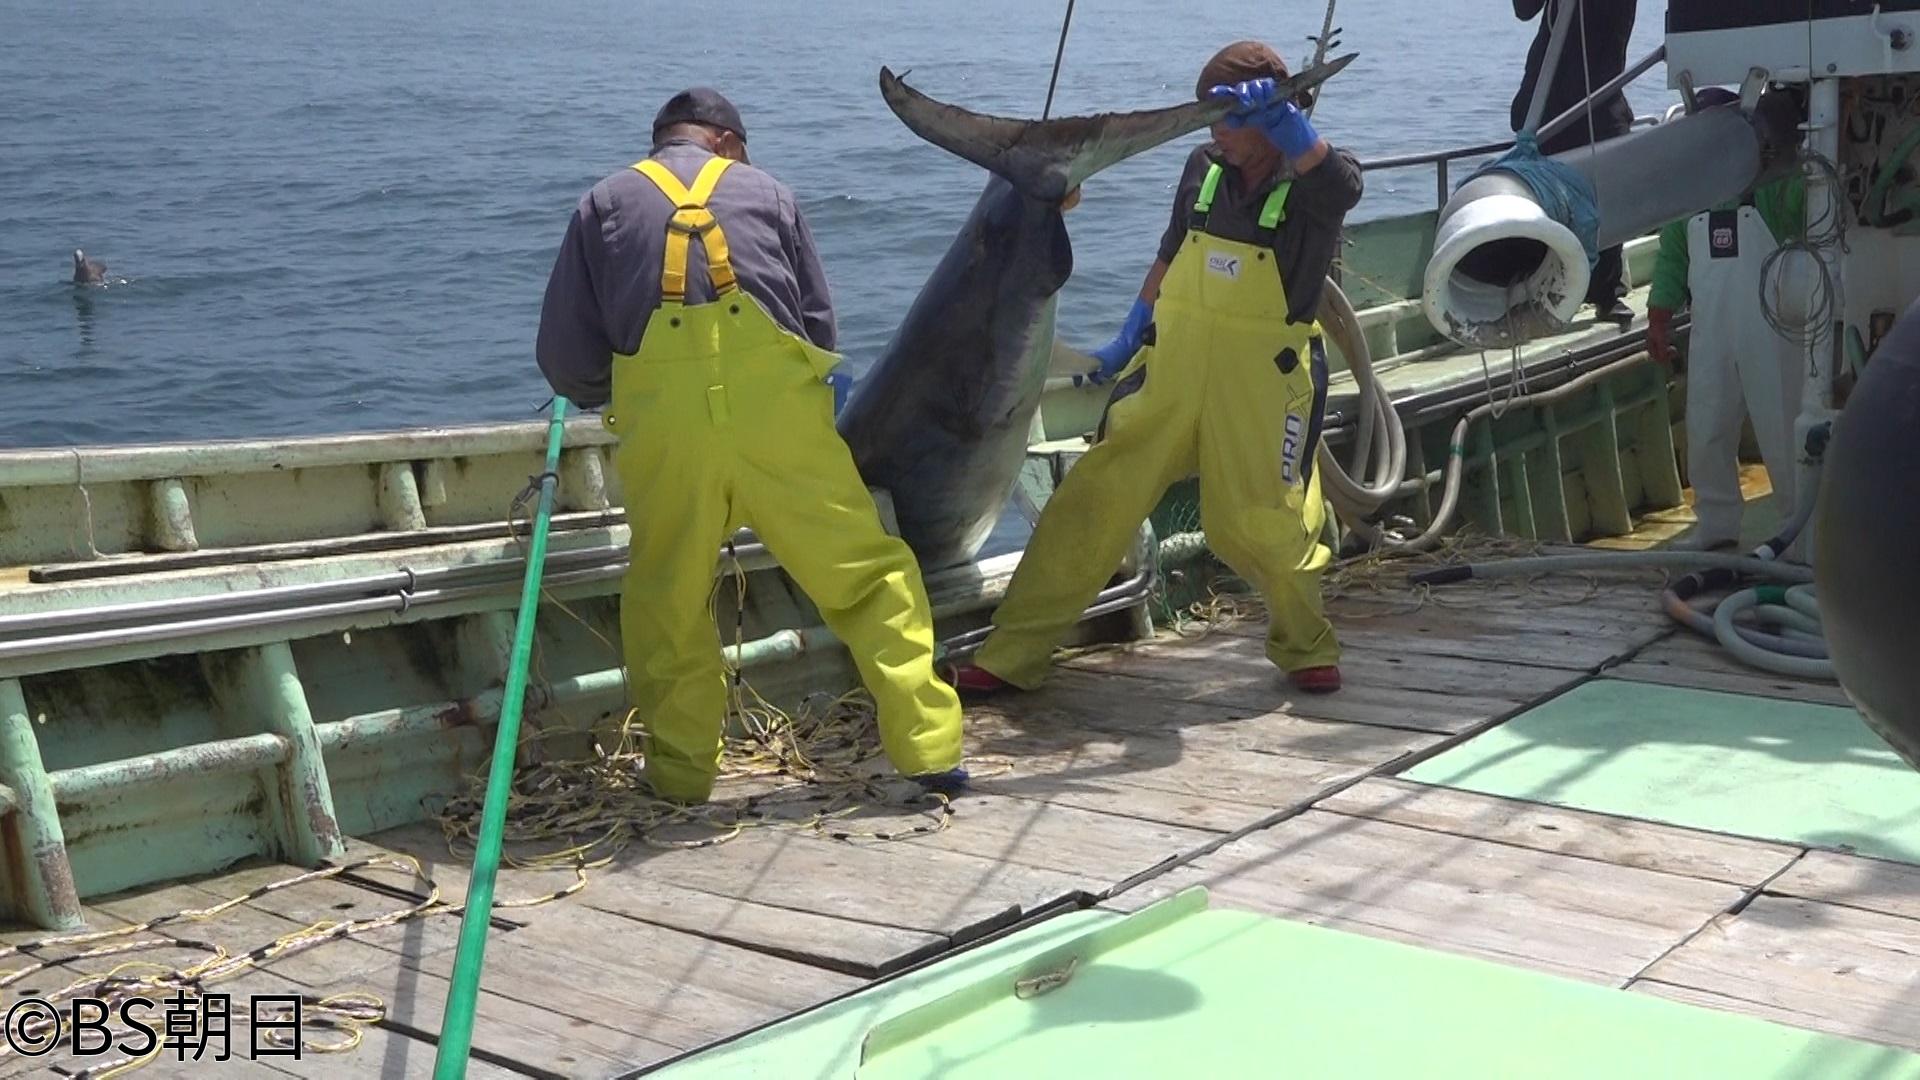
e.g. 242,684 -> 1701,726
837,56 -> 1356,570
72,249 -> 107,286
1816,294 -> 1920,767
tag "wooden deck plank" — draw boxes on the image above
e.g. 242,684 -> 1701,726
1317,778 -> 1800,884
362,821 -> 1082,965
1105,809 -> 1746,985
339,829 -> 569,928
1247,595 -> 1671,672
970,733 -> 1362,833
1060,634 -> 1545,732
408,905 -> 859,1063
226,962 -> 668,1079
1603,634 -> 1853,707
1769,850 -> 1920,921
175,859 -> 465,972
344,827 -> 942,977
1638,896 -> 1920,1053
973,668 -> 1444,762
0,964 -> 510,1080
880,790 -> 1214,882
85,880 -> 415,991
606,829 -> 1085,940
523,858 -> 940,978
264,1029 -> 525,1080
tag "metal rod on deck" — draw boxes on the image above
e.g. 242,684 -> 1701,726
48,734 -> 290,800
435,398 -> 571,1080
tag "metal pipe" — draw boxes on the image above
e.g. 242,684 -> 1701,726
529,667 -> 628,712
0,537 -> 772,642
1535,44 -> 1666,144
939,564 -> 1155,661
436,396 -> 572,1080
48,733 -> 290,802
0,416 -> 617,489
0,678 -> 80,929
723,625 -> 844,669
1521,0 -> 1584,136
26,510 -> 624,585
314,690 -> 505,753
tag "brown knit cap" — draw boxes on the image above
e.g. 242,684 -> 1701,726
1196,40 -> 1312,107
1196,41 -> 1290,99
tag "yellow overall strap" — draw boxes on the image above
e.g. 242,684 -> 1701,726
633,157 -> 737,303
1192,162 -> 1292,234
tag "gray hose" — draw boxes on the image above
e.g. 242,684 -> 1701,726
1714,587 -> 1835,679
1316,278 -> 1408,520
1665,591 -> 1828,658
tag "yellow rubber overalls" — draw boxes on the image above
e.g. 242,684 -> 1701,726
974,162 -> 1340,687
606,156 -> 964,803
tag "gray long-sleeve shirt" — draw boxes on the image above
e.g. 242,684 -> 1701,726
1156,143 -> 1364,323
535,139 -> 836,409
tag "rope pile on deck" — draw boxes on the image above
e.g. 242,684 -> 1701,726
429,527 -> 1010,883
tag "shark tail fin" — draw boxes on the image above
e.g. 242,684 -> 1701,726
877,54 -> 1356,203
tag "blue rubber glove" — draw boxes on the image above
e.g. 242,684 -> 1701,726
1078,297 -> 1153,386
1210,78 -> 1321,159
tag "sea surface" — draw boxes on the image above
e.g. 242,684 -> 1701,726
0,0 -> 1668,450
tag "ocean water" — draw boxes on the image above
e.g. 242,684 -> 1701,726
0,0 -> 1668,450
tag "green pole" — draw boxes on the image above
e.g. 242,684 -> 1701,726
433,396 -> 571,1079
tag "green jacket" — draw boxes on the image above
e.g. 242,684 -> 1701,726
1646,176 -> 1807,311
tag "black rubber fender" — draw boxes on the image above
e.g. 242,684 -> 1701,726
1816,294 -> 1920,767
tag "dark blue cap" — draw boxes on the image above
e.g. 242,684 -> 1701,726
653,87 -> 747,145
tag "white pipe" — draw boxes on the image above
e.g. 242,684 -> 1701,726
1425,103 -> 1790,349
1790,77 -> 1845,566
1424,182 -> 1593,349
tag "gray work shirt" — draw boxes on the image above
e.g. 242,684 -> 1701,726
535,139 -> 836,409
1156,143 -> 1364,323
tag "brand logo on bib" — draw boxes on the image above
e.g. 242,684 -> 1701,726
1206,252 -> 1240,279
1707,209 -> 1739,259
1281,414 -> 1305,484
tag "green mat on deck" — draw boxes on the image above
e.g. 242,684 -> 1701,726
1405,679 -> 1920,862
654,889 -> 1920,1079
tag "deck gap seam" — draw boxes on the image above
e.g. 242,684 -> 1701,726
1619,850 -> 1810,989
572,901 -> 879,979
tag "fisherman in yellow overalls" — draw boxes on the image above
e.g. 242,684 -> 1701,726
535,88 -> 966,803
952,42 -> 1362,697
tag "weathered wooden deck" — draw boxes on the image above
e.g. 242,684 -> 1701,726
7,554 -> 1911,1078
